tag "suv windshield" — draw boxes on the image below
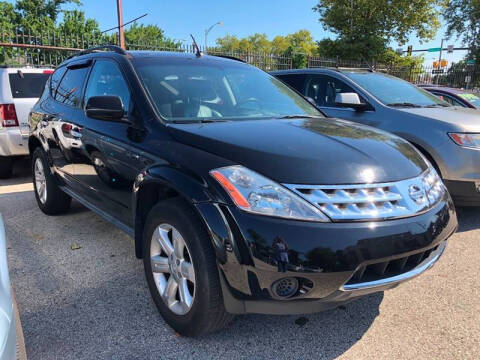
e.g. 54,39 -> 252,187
132,57 -> 321,121
345,72 -> 449,108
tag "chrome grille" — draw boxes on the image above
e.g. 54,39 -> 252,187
284,169 -> 445,221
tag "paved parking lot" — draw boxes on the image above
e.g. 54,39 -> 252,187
1,159 -> 479,360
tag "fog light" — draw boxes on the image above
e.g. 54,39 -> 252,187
272,277 -> 299,298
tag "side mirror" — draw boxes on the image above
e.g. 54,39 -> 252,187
85,96 -> 125,121
335,93 -> 369,111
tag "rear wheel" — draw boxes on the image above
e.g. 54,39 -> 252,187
143,198 -> 233,336
0,156 -> 13,179
32,147 -> 71,215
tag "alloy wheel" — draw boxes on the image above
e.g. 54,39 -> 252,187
150,223 -> 196,315
34,158 -> 47,204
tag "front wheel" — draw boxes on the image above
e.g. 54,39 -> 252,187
32,147 -> 71,215
143,198 -> 233,336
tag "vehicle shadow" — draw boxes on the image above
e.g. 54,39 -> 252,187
455,206 -> 480,233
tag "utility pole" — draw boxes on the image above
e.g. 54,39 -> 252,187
116,0 -> 125,49
436,38 -> 444,85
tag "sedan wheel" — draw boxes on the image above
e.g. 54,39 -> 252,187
150,224 -> 196,316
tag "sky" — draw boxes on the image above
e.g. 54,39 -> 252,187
10,0 -> 469,64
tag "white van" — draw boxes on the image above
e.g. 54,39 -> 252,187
0,67 -> 53,178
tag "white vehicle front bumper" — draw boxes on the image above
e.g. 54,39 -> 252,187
0,128 -> 28,157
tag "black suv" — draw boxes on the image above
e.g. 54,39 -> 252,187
29,46 -> 457,336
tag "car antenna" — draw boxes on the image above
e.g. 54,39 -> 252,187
190,34 -> 203,57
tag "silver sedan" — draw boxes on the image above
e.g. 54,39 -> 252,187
273,69 -> 480,206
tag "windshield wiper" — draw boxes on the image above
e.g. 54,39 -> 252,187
423,103 -> 450,108
386,102 -> 422,108
169,119 -> 227,124
278,115 -> 322,119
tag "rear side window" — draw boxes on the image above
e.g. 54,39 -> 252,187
55,67 -> 90,107
8,73 -> 51,98
50,67 -> 67,96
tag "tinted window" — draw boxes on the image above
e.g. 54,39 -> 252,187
50,66 -> 67,96
277,74 -> 307,92
8,73 -> 51,98
84,60 -> 131,113
345,72 -> 449,107
132,57 -> 321,121
305,75 -> 357,107
55,67 -> 89,107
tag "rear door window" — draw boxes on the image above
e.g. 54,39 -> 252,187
55,66 -> 90,107
50,66 -> 67,96
8,73 -> 51,98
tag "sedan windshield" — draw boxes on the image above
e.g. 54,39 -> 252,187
132,56 -> 321,121
345,72 -> 450,108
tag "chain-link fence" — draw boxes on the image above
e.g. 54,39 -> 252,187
1,28 -> 478,89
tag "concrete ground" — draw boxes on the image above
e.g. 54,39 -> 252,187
1,159 -> 479,360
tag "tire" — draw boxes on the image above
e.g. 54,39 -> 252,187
143,198 -> 234,336
0,156 -> 13,179
32,147 -> 71,215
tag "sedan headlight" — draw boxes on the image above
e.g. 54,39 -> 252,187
449,133 -> 480,149
210,165 -> 330,222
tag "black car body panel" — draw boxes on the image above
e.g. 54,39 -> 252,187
29,51 -> 457,316
168,118 -> 427,184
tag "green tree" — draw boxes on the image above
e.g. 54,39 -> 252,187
124,23 -> 179,49
0,2 -> 18,33
444,0 -> 480,60
313,0 -> 442,62
15,0 -> 80,32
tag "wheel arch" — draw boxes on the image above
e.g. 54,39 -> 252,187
28,136 -> 43,157
408,140 -> 442,177
133,165 -> 223,259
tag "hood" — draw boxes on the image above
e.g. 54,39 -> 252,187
167,118 -> 428,184
397,106 -> 480,132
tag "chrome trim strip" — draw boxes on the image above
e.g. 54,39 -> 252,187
340,241 -> 447,291
284,168 -> 445,221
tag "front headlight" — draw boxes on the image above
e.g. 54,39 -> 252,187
422,167 -> 445,206
449,133 -> 480,149
210,165 -> 330,222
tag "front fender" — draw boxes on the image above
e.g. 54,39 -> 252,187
133,164 -> 222,258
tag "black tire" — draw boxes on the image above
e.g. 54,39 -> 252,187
143,198 -> 234,336
32,147 -> 71,215
0,156 -> 13,179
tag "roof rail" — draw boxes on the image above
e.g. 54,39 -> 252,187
212,54 -> 246,63
67,45 -> 127,60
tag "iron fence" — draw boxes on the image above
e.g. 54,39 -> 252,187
0,28 -> 478,89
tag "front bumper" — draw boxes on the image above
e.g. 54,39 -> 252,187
198,193 -> 457,314
0,128 -> 29,157
444,180 -> 480,206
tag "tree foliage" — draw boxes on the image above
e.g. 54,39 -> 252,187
313,0 -> 441,62
444,0 -> 480,60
